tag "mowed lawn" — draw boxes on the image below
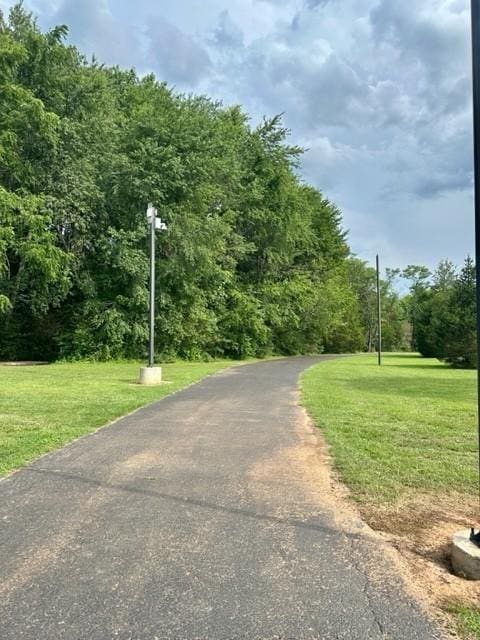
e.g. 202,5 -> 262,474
302,353 -> 478,503
0,360 -> 235,477
302,353 -> 480,638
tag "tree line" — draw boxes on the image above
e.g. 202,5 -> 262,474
0,6 -> 475,365
402,258 -> 477,368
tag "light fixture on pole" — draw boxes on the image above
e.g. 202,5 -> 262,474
139,203 -> 168,385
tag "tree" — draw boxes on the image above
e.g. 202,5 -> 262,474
442,257 -> 476,368
347,259 -> 407,353
402,258 -> 477,368
0,4 -> 365,361
401,265 -> 434,357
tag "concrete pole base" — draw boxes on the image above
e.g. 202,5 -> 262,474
451,530 -> 480,580
139,366 -> 162,385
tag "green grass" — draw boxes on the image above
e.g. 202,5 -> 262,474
302,353 -> 480,638
450,606 -> 480,639
0,360 -> 235,476
301,353 -> 478,503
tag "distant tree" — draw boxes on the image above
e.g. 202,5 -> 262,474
402,265 -> 434,357
402,258 -> 477,368
346,258 -> 377,351
381,269 -> 410,352
347,259 -> 407,352
442,257 -> 476,368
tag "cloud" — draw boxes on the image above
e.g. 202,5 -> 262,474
305,0 -> 334,8
146,18 -> 211,87
213,10 -> 244,48
0,0 -> 475,270
54,0 -> 142,68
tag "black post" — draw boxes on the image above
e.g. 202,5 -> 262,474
376,254 -> 382,366
148,207 -> 155,368
470,0 -> 480,527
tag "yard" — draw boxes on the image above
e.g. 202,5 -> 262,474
302,353 -> 480,638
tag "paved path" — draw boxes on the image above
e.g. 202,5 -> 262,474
0,357 -> 443,639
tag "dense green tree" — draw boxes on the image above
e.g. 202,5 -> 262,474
0,5 -> 366,361
381,268 -> 410,352
347,259 -> 407,353
442,258 -> 476,368
402,265 -> 434,357
402,259 -> 477,368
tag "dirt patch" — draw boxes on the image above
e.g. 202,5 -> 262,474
117,451 -> 164,472
362,494 -> 478,541
360,494 -> 480,613
247,399 -> 363,528
300,416 -> 480,636
263,397 -> 478,637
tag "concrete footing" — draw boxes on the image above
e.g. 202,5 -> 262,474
139,366 -> 162,385
451,530 -> 480,580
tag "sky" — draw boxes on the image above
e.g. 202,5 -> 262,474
0,0 -> 476,271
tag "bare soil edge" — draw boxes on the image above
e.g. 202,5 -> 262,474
296,397 -> 470,639
361,493 -> 480,639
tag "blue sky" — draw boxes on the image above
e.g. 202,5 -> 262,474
1,0 -> 475,272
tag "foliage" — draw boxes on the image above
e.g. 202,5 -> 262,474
346,258 -> 409,353
402,258 -> 477,368
0,5 -> 366,361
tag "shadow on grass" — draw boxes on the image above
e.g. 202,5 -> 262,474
388,363 -> 452,371
380,354 -> 446,369
356,353 -> 471,372
354,354 -> 438,368
344,375 -> 474,402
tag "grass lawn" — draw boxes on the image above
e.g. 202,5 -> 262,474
301,353 -> 480,638
302,353 -> 478,504
0,360 -> 235,477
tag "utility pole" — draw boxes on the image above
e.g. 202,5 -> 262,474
139,204 -> 167,385
376,254 -> 382,366
470,0 -> 480,545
